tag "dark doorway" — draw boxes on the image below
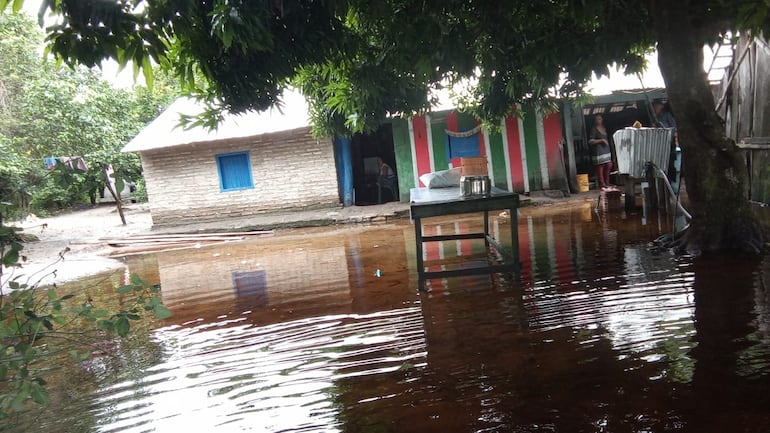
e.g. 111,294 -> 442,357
578,99 -> 657,184
351,123 -> 398,205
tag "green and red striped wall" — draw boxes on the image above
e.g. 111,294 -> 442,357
392,107 -> 565,199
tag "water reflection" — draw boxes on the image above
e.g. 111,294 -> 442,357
91,308 -> 426,432
156,237 -> 350,324
11,204 -> 770,432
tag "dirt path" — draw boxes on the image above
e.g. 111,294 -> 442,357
6,204 -> 153,287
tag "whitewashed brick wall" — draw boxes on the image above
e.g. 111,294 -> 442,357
139,127 -> 340,225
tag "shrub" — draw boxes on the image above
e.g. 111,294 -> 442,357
0,221 -> 170,420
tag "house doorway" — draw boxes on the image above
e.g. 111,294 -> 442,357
575,91 -> 664,185
351,123 -> 398,205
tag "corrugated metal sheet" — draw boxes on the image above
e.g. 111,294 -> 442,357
122,89 -> 311,153
613,128 -> 673,177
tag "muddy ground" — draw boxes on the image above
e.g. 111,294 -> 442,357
7,204 -> 153,287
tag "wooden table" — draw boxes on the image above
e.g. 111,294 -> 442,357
410,187 -> 520,290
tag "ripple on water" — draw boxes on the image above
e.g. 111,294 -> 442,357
91,307 -> 427,432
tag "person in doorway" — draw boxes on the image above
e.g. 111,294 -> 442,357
376,157 -> 398,202
653,100 -> 680,178
589,114 -> 613,190
653,101 -> 676,128
653,101 -> 679,145
377,157 -> 395,180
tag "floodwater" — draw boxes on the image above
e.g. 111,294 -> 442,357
8,202 -> 770,432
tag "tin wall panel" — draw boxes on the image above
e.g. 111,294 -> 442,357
613,128 -> 673,177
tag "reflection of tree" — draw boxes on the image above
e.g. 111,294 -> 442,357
688,256 -> 770,432
735,259 -> 770,376
657,329 -> 696,384
327,253 -> 770,432
330,287 -> 695,432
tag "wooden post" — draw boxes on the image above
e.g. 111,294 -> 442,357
103,166 -> 127,225
333,136 -> 354,206
562,102 -> 579,193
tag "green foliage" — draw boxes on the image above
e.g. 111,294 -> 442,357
5,0 -> 766,136
132,178 -> 148,203
0,13 -> 177,214
28,169 -> 86,212
0,12 -> 40,122
0,136 -> 39,216
0,225 -> 171,419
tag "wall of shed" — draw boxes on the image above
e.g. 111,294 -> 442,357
727,36 -> 770,139
392,108 -> 565,198
139,127 -> 339,225
725,35 -> 770,204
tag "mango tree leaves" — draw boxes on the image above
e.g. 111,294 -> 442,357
3,0 -> 770,136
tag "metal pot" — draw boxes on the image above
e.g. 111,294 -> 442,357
461,175 -> 491,197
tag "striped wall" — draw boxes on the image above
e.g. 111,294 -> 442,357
392,108 -> 565,199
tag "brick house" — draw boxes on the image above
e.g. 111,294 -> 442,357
123,91 -> 340,225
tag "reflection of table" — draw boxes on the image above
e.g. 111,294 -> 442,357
410,187 -> 520,290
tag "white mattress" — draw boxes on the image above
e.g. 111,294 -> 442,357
409,187 -> 463,203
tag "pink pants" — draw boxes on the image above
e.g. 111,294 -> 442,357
596,162 -> 612,187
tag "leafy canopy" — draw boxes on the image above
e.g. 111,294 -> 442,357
0,12 -> 177,213
2,0 -> 769,135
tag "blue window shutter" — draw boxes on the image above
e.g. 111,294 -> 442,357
216,152 -> 254,191
447,135 -> 481,159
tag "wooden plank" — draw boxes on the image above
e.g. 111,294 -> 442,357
393,118 -> 417,198
737,142 -> 770,150
106,236 -> 245,246
738,137 -> 770,146
101,230 -> 272,242
108,240 -> 235,257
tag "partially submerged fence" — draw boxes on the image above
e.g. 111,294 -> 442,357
716,34 -> 770,206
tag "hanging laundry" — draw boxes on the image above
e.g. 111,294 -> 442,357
43,157 -> 57,169
43,156 -> 88,171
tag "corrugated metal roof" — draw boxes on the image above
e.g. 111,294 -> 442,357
122,89 -> 311,153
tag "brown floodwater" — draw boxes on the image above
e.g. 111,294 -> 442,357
7,202 -> 770,432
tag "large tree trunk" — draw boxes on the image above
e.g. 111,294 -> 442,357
651,1 -> 764,254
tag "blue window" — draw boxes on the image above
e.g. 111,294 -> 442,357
447,134 -> 481,160
216,151 -> 254,191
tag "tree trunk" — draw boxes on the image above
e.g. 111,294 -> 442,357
651,1 -> 764,254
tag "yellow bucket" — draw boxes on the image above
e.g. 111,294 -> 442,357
577,174 -> 590,193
